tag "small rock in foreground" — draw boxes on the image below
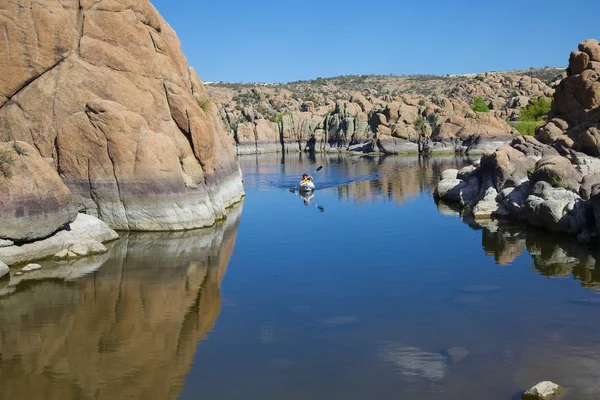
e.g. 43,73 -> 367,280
522,381 -> 562,400
21,264 -> 42,273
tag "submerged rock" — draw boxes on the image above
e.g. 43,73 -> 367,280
522,381 -> 562,400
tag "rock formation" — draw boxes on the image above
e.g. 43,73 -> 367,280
0,0 -> 244,236
435,39 -> 600,241
207,69 -> 561,156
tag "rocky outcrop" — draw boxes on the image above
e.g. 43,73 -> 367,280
436,39 -> 600,242
0,0 -> 244,232
208,70 -> 559,155
435,136 -> 596,239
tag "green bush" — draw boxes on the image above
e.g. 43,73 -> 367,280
515,120 -> 539,136
418,99 -> 426,106
471,96 -> 490,112
414,116 -> 427,136
519,97 -> 551,122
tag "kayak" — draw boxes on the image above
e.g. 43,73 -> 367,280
299,180 -> 315,192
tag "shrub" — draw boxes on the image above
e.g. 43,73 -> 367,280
0,149 -> 15,178
515,120 -> 539,136
414,116 -> 427,136
12,141 -> 27,156
196,97 -> 211,113
471,96 -> 490,112
519,97 -> 551,122
418,99 -> 426,106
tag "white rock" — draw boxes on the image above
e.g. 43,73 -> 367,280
70,240 -> 108,256
435,179 -> 467,202
0,239 -> 14,248
0,213 -> 118,266
67,251 -> 77,258
473,185 -> 500,218
522,381 -> 561,400
441,169 -> 459,181
22,263 -> 42,272
0,261 -> 9,279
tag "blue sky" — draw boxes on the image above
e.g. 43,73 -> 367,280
151,0 -> 599,83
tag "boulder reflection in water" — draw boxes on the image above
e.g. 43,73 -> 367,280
0,204 -> 243,400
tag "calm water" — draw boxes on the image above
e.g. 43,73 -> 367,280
2,154 -> 600,399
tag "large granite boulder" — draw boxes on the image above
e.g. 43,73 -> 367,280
0,0 -> 244,231
0,141 -> 77,241
480,146 -> 535,191
529,156 -> 582,193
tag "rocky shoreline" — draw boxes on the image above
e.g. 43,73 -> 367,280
435,39 -> 600,244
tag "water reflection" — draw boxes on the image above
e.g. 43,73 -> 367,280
239,153 -> 472,206
441,204 -> 600,288
0,204 -> 243,400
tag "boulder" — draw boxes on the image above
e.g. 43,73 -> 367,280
0,0 -> 244,231
499,182 -> 531,220
434,179 -> 467,203
526,181 -> 588,233
512,135 -> 559,159
522,381 -> 562,400
579,38 -> 600,62
472,182 -> 501,218
0,141 -> 77,242
441,169 -> 459,181
529,156 -> 582,193
457,165 -> 477,181
569,51 -> 590,75
480,146 -> 535,191
580,172 -> 600,199
568,123 -> 600,157
535,121 -> 567,145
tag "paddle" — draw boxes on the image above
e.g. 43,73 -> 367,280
289,165 -> 323,193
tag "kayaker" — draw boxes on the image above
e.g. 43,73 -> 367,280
302,173 -> 312,182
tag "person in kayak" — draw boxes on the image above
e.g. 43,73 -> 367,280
301,173 -> 312,182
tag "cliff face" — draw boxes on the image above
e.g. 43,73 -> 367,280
0,0 -> 244,233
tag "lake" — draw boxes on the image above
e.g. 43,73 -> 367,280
2,154 -> 600,400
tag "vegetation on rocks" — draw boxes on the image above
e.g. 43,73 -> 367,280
0,149 -> 14,178
515,96 -> 551,135
471,96 -> 490,112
